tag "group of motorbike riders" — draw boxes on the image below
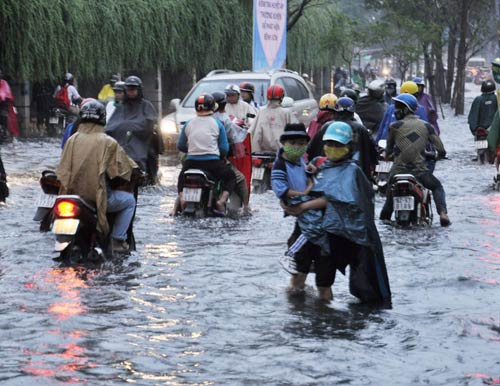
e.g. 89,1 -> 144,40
2,68 -> 474,305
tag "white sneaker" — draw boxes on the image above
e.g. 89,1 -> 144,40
279,254 -> 298,275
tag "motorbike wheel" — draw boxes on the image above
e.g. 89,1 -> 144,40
479,151 -> 486,164
47,124 -> 58,137
60,243 -> 84,263
252,181 -> 267,194
226,192 -> 242,217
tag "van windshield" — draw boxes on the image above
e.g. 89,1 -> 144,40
467,59 -> 485,68
182,79 -> 271,107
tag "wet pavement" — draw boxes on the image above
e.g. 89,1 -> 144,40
1,83 -> 500,385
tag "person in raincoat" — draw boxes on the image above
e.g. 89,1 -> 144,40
286,121 -> 391,304
413,77 -> 440,135
307,93 -> 337,141
249,85 -> 297,153
0,68 -> 19,139
468,79 -> 497,136
98,74 -> 119,105
356,79 -> 387,138
56,99 -> 139,252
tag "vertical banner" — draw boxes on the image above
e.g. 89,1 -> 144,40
252,0 -> 287,72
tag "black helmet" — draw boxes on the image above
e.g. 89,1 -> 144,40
385,78 -> 397,87
481,80 -> 496,93
195,93 -> 216,112
79,99 -> 106,125
340,88 -> 359,103
112,81 -> 126,92
212,91 -> 227,111
124,75 -> 143,89
63,72 -> 74,84
110,74 -> 119,85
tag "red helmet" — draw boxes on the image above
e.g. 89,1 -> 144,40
239,82 -> 255,94
267,84 -> 285,100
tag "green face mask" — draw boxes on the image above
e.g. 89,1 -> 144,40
323,144 -> 350,161
284,144 -> 307,162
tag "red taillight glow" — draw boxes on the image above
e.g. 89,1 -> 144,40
55,200 -> 79,218
252,158 -> 262,167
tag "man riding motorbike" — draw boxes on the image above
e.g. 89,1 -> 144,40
106,75 -> 161,184
379,93 -> 450,226
176,93 -> 236,215
224,84 -> 254,125
356,79 -> 387,138
307,93 -> 337,140
56,99 -> 139,252
249,85 -> 297,153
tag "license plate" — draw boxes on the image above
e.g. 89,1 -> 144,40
475,140 -> 488,150
183,187 -> 202,202
49,116 -> 59,124
52,219 -> 80,235
252,167 -> 265,181
34,192 -> 57,208
375,161 -> 393,173
394,196 -> 415,211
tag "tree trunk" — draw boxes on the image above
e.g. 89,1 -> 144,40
444,24 -> 457,104
423,42 -> 435,96
433,41 -> 446,102
454,0 -> 469,115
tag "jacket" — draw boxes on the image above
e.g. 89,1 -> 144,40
56,122 -> 138,236
468,92 -> 498,134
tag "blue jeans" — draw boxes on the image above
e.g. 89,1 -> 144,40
107,190 -> 136,240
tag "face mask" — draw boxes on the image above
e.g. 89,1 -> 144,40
284,144 -> 307,162
324,144 -> 350,161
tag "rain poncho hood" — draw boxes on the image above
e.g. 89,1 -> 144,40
56,122 -> 138,236
106,98 -> 157,171
356,95 -> 386,136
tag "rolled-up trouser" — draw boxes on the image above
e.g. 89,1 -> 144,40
381,171 -> 447,219
177,159 -> 236,194
107,189 -> 136,241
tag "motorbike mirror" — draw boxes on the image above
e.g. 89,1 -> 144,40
169,98 -> 181,111
126,131 -> 133,143
378,139 -> 387,149
282,96 -> 294,108
246,113 -> 256,119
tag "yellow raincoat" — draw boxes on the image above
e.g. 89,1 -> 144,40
98,83 -> 115,104
56,122 -> 138,236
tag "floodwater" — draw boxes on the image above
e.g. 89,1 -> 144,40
1,83 -> 500,385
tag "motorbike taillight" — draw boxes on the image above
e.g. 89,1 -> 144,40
252,158 -> 262,167
54,200 -> 80,218
184,175 -> 204,188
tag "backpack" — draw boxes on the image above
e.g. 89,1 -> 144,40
55,84 -> 70,109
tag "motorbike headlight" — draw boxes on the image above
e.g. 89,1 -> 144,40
161,119 -> 178,135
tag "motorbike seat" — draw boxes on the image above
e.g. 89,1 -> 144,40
183,168 -> 215,184
393,174 -> 418,184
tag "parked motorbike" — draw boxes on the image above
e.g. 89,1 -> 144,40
33,170 -> 60,231
390,173 -> 433,227
176,168 -> 242,218
251,151 -> 276,193
474,127 -> 489,164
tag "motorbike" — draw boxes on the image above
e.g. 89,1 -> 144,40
48,107 -> 68,137
33,170 -> 60,231
474,127 -> 489,164
176,168 -> 242,218
390,173 -> 433,227
251,151 -> 276,193
374,140 -> 393,194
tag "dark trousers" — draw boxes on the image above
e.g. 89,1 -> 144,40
380,171 -> 447,219
177,159 -> 236,194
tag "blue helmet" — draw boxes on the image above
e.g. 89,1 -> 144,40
392,93 -> 418,113
323,121 -> 353,144
333,96 -> 355,113
412,77 -> 425,87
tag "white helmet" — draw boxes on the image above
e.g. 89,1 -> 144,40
224,84 -> 240,95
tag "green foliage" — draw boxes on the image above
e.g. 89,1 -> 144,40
0,0 -> 355,81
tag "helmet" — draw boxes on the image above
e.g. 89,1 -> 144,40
323,121 -> 353,144
400,81 -> 418,95
239,82 -> 255,94
224,84 -> 240,95
267,84 -> 285,100
319,93 -> 337,111
124,75 -> 143,88
195,93 -> 216,112
385,78 -> 397,87
79,99 -> 106,125
481,80 -> 496,93
63,72 -> 74,84
339,88 -> 359,103
110,74 -> 119,85
112,81 -> 126,92
392,93 -> 418,113
368,79 -> 385,98
412,77 -> 425,87
333,96 -> 355,113
211,91 -> 227,105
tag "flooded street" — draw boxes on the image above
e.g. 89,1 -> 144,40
1,84 -> 500,385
